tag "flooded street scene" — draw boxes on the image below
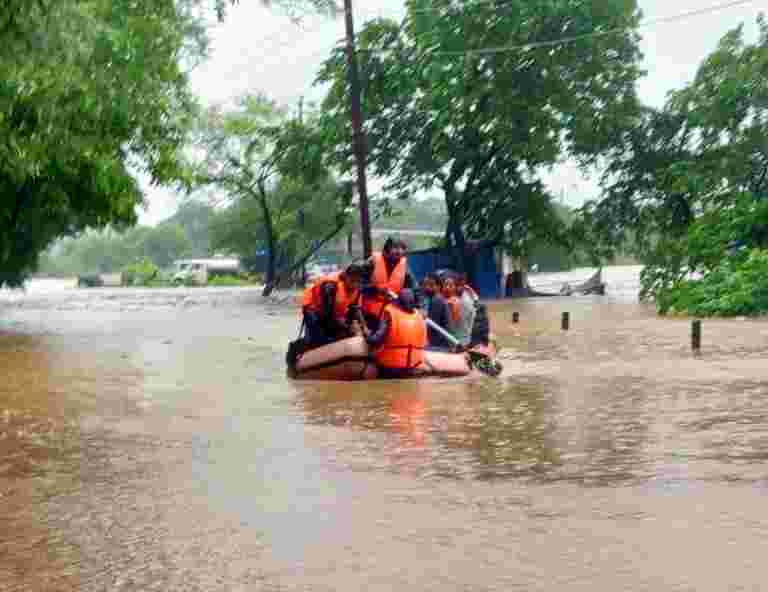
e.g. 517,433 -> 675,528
3,267 -> 768,591
3,0 -> 768,589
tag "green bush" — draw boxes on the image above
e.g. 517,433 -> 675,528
208,275 -> 252,287
122,258 -> 160,287
657,249 -> 768,317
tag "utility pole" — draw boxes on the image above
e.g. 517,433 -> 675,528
343,0 -> 373,259
298,95 -> 306,284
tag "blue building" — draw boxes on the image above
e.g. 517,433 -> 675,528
407,242 -> 505,300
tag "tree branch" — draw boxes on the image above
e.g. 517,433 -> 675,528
262,212 -> 348,296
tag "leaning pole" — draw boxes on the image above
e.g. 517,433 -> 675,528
342,0 -> 373,259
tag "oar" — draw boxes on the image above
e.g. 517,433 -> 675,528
425,318 -> 502,377
425,318 -> 461,348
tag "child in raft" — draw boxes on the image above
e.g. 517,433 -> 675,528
438,271 -> 490,348
440,275 -> 471,346
420,273 -> 455,349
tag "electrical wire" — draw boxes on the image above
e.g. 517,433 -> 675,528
436,0 -> 757,55
356,0 -> 757,57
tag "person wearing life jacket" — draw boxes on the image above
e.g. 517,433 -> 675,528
301,262 -> 365,347
363,289 -> 427,379
361,238 -> 420,328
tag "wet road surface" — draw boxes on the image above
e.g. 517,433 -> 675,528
2,268 -> 768,590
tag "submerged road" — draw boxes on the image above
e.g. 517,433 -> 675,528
2,267 -> 768,591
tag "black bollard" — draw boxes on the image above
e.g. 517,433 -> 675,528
692,319 -> 701,351
512,312 -> 519,323
561,312 -> 570,331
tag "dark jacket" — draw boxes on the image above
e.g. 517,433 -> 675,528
303,282 -> 352,346
365,311 -> 391,349
471,302 -> 490,346
426,294 -> 453,348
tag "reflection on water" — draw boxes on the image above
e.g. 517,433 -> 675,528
296,375 -> 659,484
3,266 -> 768,590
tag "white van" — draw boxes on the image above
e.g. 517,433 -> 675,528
172,258 -> 240,285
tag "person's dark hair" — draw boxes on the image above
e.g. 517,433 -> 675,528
436,268 -> 459,282
383,237 -> 408,254
424,272 -> 442,288
397,288 -> 416,312
343,262 -> 366,277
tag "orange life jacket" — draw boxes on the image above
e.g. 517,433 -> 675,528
374,305 -> 427,370
302,273 -> 359,323
362,252 -> 407,317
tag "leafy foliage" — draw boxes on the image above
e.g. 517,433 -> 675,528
39,223 -> 192,275
192,93 -> 352,291
657,250 -> 768,317
581,16 -> 768,313
216,0 -> 338,20
0,0 -> 203,287
122,258 -> 161,287
317,0 -> 643,265
207,274 -> 254,286
164,200 -> 217,256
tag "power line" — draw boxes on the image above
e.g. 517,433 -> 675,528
359,0 -> 756,57
435,0 -> 757,56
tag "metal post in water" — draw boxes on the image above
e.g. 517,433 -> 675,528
512,312 -> 519,323
692,319 -> 701,352
561,312 -> 570,331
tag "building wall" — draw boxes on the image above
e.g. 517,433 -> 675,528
408,245 -> 504,300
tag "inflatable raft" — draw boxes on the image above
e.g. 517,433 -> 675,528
289,336 -> 494,381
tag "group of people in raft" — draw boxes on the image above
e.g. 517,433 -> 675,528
300,237 -> 491,379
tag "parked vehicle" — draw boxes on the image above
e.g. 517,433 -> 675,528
304,263 -> 340,284
77,273 -> 104,288
171,257 -> 240,286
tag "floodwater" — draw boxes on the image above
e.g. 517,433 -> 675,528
2,266 -> 768,591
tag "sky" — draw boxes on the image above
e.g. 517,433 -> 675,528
138,0 -> 763,224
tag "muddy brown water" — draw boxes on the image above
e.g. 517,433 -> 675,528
2,267 -> 768,591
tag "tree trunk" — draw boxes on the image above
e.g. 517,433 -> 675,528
256,182 -> 277,288
262,218 -> 348,297
445,190 -> 469,275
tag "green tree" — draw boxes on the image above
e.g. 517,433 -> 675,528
193,94 -> 352,293
209,196 -> 268,269
216,0 -> 338,19
141,224 -> 191,268
581,17 -> 768,313
164,200 -> 215,256
39,222 -> 191,276
0,0 -> 202,288
317,1 -> 643,271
